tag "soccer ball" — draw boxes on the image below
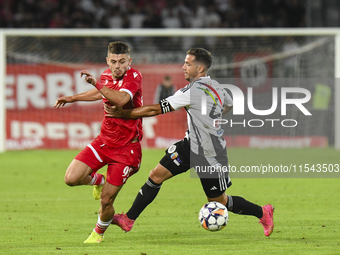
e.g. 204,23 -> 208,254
199,201 -> 229,231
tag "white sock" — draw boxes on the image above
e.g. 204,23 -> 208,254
94,214 -> 112,235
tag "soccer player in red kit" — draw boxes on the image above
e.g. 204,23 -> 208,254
54,41 -> 143,243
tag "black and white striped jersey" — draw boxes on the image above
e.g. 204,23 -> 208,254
164,76 -> 233,158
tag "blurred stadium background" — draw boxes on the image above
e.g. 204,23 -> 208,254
1,3 -> 340,254
1,0 -> 340,152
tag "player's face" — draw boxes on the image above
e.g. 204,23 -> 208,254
106,53 -> 132,79
182,54 -> 200,82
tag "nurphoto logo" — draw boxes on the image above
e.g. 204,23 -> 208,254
201,84 -> 312,128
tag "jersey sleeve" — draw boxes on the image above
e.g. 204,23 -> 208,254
100,70 -> 111,86
224,89 -> 233,107
165,86 -> 191,111
120,69 -> 142,100
100,73 -> 105,84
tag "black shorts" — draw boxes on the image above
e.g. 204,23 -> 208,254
159,138 -> 232,198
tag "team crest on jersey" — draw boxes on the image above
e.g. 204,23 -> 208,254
133,72 -> 138,78
170,152 -> 178,159
168,145 -> 176,153
118,80 -> 123,87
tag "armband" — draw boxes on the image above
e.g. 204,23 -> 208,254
159,99 -> 173,114
95,80 -> 104,90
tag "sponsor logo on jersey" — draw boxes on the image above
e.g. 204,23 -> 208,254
217,129 -> 224,135
176,157 -> 183,163
173,159 -> 180,166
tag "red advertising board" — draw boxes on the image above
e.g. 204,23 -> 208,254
5,63 -> 188,150
5,63 -> 328,150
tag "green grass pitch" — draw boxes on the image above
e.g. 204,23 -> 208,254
0,148 -> 339,255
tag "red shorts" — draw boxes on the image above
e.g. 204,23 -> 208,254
75,137 -> 142,186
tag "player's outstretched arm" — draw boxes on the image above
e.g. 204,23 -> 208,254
54,95 -> 74,108
53,89 -> 102,108
104,103 -> 164,119
80,70 -> 130,107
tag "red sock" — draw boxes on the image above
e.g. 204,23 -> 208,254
88,173 -> 104,186
94,216 -> 112,235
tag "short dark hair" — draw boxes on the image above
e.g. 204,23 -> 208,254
108,41 -> 130,56
186,48 -> 213,71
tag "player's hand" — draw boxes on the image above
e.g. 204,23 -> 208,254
54,96 -> 74,108
104,104 -> 123,117
80,70 -> 97,86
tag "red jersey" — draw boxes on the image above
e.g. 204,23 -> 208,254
98,67 -> 143,147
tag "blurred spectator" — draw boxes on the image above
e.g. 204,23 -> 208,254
92,1 -> 106,28
151,0 -> 167,16
154,75 -> 176,104
0,0 -> 309,29
187,6 -> 205,28
143,5 -> 162,28
103,0 -> 119,7
173,0 -> 191,17
215,0 -> 232,13
162,8 -> 181,28
162,7 -> 181,47
205,5 -> 221,28
129,6 -> 145,28
13,3 -> 25,27
49,13 -> 65,28
108,6 -> 123,28
79,0 -> 95,14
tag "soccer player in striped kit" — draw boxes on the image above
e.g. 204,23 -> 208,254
104,48 -> 274,238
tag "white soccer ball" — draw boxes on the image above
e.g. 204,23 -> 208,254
199,201 -> 229,231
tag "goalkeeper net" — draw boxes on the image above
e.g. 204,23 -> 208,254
1,29 -> 339,150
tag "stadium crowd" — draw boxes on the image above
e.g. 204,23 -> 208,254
0,0 -> 306,29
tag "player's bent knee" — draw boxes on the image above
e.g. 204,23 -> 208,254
148,164 -> 172,184
149,169 -> 162,184
64,173 -> 80,186
64,177 -> 76,186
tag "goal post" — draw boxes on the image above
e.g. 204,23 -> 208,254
0,28 -> 340,152
0,30 -> 6,153
335,33 -> 340,150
